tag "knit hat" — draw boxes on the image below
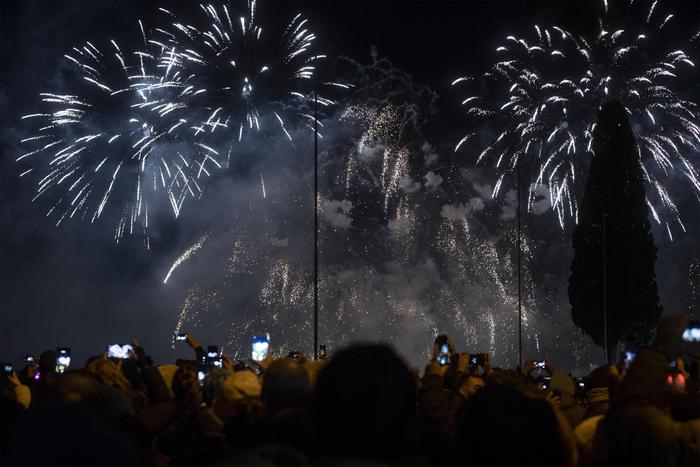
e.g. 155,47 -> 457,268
220,370 -> 262,400
549,372 -> 576,395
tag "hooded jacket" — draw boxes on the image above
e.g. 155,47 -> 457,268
606,347 -> 700,466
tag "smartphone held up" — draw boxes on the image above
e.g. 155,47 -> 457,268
435,335 -> 450,366
683,322 -> 700,342
252,335 -> 270,362
106,344 -> 133,359
207,346 -> 222,368
55,348 -> 71,374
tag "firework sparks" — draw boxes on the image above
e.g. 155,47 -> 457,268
336,53 -> 437,215
160,1 -> 336,147
454,0 -> 699,236
19,25 -> 223,243
155,47 -> 592,367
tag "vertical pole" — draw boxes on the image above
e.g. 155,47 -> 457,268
517,162 -> 522,370
602,212 -> 608,363
313,92 -> 319,359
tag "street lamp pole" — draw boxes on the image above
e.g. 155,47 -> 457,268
313,92 -> 319,359
517,161 -> 523,371
602,212 -> 608,363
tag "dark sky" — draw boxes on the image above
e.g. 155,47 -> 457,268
1,0 -> 699,369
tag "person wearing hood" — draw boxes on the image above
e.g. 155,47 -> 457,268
583,364 -> 620,421
548,371 -> 586,429
605,314 -> 700,466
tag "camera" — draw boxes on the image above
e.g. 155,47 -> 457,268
22,355 -> 34,363
2,363 -> 13,375
55,347 -> 71,374
175,333 -> 188,342
534,360 -> 546,369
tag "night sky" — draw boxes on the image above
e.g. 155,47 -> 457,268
2,0 -> 699,371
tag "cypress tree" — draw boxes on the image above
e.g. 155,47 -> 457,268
569,100 -> 662,359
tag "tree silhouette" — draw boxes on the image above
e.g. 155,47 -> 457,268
569,101 -> 662,360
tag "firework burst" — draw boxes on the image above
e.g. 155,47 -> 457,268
19,23 -> 223,244
454,0 -> 699,236
158,0 -> 340,150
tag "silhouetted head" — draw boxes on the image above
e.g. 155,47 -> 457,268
7,401 -> 144,466
222,397 -> 268,445
220,370 -> 262,401
84,357 -> 133,394
202,368 -> 229,406
38,350 -> 57,376
314,344 -> 417,461
303,359 -> 326,388
171,362 -> 201,406
485,368 -> 525,389
587,363 -> 620,389
50,371 -> 134,421
550,372 -> 576,396
262,358 -> 309,413
455,384 -> 574,466
456,374 -> 485,399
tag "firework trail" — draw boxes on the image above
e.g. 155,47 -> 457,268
453,0 -> 699,237
18,22 -> 223,244
164,230 -> 211,284
158,0 -> 343,150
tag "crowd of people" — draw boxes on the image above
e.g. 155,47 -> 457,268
1,314 -> 698,466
